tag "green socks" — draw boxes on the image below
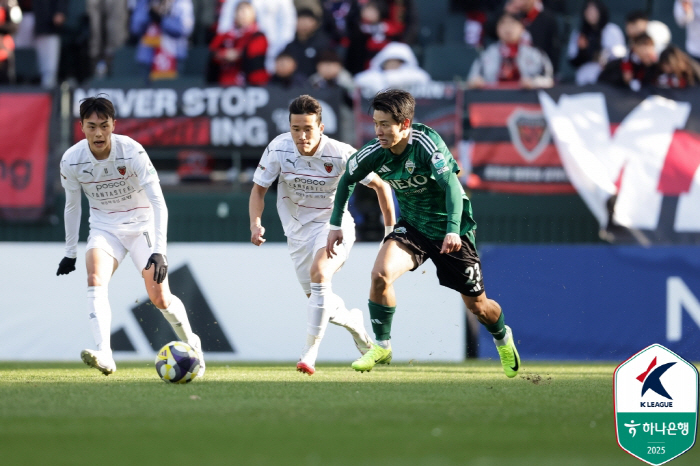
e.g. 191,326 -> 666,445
368,300 -> 395,341
484,311 -> 507,340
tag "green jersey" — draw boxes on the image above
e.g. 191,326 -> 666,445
330,123 -> 476,241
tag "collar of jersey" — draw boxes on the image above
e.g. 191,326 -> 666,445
85,135 -> 116,165
294,134 -> 328,158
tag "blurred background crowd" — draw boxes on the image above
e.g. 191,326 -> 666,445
0,0 -> 699,93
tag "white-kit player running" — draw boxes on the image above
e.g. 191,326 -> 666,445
56,96 -> 205,377
249,94 -> 396,375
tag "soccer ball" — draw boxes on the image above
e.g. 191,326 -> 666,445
155,341 -> 201,383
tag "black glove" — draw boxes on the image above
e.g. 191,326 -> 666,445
56,257 -> 77,276
145,253 -> 168,284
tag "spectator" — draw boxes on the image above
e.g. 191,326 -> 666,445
0,0 -> 20,84
567,0 -> 626,86
130,0 -> 194,81
209,1 -> 268,86
217,0 -> 296,73
345,0 -> 402,74
268,49 -> 307,88
449,0 -> 500,47
308,49 -> 354,99
625,10 -> 671,56
675,0 -> 700,61
14,0 -> 67,88
322,0 -> 357,48
87,0 -> 129,78
283,7 -> 331,78
657,44 -> 700,88
383,0 -> 419,45
467,13 -> 553,89
353,41 -> 430,93
503,0 -> 559,71
598,33 -> 660,91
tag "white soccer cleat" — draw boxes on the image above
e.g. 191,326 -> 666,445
188,334 -> 206,379
80,349 -> 116,376
346,308 -> 374,355
297,343 -> 320,376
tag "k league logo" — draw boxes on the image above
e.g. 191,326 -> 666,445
614,344 -> 698,465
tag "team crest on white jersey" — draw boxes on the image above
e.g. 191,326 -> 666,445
117,165 -> 126,176
405,160 -> 415,174
324,162 -> 333,174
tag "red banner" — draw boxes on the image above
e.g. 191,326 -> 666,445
0,93 -> 51,219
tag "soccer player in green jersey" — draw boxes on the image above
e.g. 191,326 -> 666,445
326,89 -> 520,377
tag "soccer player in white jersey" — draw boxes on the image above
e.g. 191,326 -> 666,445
56,96 -> 205,377
249,95 -> 396,375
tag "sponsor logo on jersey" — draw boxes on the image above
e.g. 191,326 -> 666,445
377,165 -> 391,173
83,169 -> 94,176
432,152 -> 445,169
104,168 -> 109,175
405,159 -> 415,174
324,162 -> 333,174
436,166 -> 450,175
294,177 -> 326,185
349,158 -> 358,175
393,227 -> 407,234
286,158 -> 298,168
385,175 -> 429,191
257,164 -> 266,171
96,180 -> 127,191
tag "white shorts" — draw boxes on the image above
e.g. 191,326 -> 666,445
287,226 -> 355,295
86,226 -> 155,274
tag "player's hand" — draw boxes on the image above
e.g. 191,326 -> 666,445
440,233 -> 462,255
145,253 -> 168,284
56,257 -> 77,276
326,229 -> 344,258
251,225 -> 266,246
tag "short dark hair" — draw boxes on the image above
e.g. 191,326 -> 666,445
370,89 -> 415,124
80,95 -> 116,122
626,10 -> 648,24
289,94 -> 322,123
632,32 -> 654,47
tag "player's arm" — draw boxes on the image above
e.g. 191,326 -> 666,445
249,183 -> 268,246
428,138 -> 463,254
57,159 -> 80,276
365,175 -> 396,237
327,153 -> 373,257
143,181 -> 169,284
249,146 -> 280,246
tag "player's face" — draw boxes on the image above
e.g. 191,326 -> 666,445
373,110 -> 410,151
80,112 -> 115,159
290,113 -> 324,156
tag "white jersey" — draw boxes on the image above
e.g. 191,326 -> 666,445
60,134 -> 159,233
253,133 -> 374,240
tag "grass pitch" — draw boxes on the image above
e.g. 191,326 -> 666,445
1,361 -> 697,466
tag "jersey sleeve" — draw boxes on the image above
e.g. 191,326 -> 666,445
132,145 -> 160,187
330,142 -> 380,227
252,145 -> 281,188
59,156 -> 80,191
427,132 -> 460,190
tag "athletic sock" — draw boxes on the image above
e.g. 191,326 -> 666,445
485,310 -> 507,341
377,339 -> 392,350
307,283 -> 333,339
368,300 -> 395,341
87,285 -> 112,353
158,295 -> 196,343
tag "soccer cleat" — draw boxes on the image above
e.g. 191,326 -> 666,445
351,343 -> 392,372
494,325 -> 521,378
346,308 -> 374,355
80,349 -> 116,376
296,361 -> 315,375
297,342 -> 320,376
189,334 -> 206,379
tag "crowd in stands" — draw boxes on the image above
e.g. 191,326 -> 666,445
1,0 -> 700,92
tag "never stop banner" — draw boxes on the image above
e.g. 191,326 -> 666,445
71,86 -> 343,149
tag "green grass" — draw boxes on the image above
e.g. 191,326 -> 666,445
0,361 -> 697,466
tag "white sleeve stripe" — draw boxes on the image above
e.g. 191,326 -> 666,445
356,142 -> 381,164
413,131 -> 438,153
